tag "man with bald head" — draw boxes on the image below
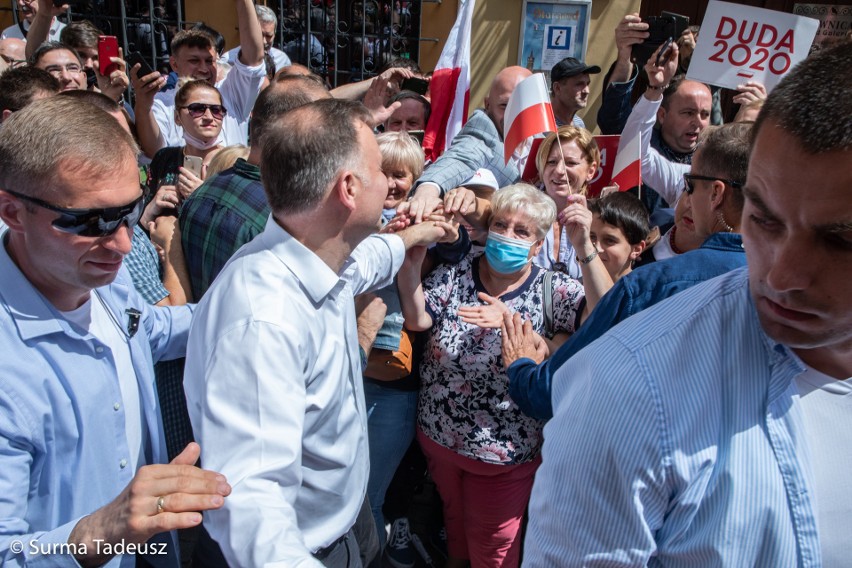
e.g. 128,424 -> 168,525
657,77 -> 712,155
618,62 -> 713,219
0,38 -> 26,70
404,65 -> 531,221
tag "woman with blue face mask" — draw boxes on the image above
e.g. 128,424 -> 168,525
396,183 -> 586,568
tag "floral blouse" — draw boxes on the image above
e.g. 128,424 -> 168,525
418,252 -> 584,465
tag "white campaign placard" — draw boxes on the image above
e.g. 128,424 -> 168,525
687,0 -> 819,92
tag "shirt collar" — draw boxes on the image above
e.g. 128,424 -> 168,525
0,235 -> 135,342
233,158 -> 261,181
700,232 -> 745,253
651,128 -> 695,164
258,216 -> 344,303
0,236 -> 68,340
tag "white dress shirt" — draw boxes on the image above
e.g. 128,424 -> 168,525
618,94 -> 690,206
152,55 -> 265,148
184,216 -> 405,567
795,368 -> 852,567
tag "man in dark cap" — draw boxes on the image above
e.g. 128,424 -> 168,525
549,56 -> 600,128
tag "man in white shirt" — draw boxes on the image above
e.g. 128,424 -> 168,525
223,4 -> 291,73
132,0 -> 265,158
1,0 -> 64,41
184,98 -> 452,567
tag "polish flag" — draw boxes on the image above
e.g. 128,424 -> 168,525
502,73 -> 558,164
422,0 -> 475,162
610,131 -> 641,191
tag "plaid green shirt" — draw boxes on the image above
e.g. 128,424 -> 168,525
179,158 -> 268,299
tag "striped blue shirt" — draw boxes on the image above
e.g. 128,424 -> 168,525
523,266 -> 822,567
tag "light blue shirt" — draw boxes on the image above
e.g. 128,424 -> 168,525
524,267 -> 822,567
0,240 -> 191,567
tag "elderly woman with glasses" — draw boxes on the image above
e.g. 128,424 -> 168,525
397,183 -> 586,568
142,80 -> 226,224
443,125 -> 617,331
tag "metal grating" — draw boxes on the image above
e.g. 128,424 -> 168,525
3,0 -> 426,86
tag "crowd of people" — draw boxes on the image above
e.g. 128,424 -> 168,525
0,1 -> 850,567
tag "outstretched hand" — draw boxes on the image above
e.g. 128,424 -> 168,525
501,312 -> 548,368
459,292 -> 510,329
397,183 -> 442,224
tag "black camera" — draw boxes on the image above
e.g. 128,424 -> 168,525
632,14 -> 690,68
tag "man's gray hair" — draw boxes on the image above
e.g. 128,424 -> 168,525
255,4 -> 277,27
260,99 -> 372,214
0,97 -> 138,200
753,43 -> 852,153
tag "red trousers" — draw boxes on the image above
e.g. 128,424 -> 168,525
417,430 -> 541,568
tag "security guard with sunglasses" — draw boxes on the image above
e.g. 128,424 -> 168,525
0,96 -> 230,567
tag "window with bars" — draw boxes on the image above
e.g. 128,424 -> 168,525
2,0 -> 424,86
273,0 -> 424,86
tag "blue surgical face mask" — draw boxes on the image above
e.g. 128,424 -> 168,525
485,231 -> 534,274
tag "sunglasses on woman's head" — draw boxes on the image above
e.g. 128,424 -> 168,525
179,103 -> 227,120
4,189 -> 145,237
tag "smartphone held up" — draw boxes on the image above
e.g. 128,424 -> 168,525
98,35 -> 120,76
632,12 -> 689,68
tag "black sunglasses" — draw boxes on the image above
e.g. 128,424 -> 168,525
683,173 -> 743,195
5,189 -> 145,237
179,103 -> 227,119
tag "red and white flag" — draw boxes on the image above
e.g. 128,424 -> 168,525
502,73 -> 558,164
611,131 -> 641,191
422,0 -> 475,162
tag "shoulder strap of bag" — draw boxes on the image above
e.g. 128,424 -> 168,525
543,270 -> 555,339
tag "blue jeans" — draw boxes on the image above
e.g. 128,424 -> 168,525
364,381 -> 418,547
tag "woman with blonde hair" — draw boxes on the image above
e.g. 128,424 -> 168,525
534,125 -> 602,279
204,144 -> 249,178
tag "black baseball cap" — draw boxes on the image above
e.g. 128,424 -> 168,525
550,57 -> 601,82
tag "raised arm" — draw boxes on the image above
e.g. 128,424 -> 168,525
559,194 -> 613,314
235,0 -> 265,67
397,245 -> 432,332
131,64 -> 167,158
610,13 -> 647,86
24,0 -> 64,60
618,42 -> 687,204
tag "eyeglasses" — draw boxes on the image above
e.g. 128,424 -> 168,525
0,54 -> 26,68
43,63 -> 83,77
683,173 -> 743,195
4,189 -> 145,237
178,103 -> 227,120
